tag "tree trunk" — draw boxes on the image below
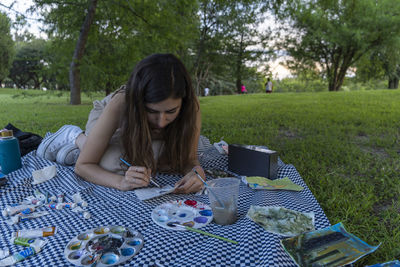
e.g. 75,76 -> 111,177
388,77 -> 399,89
69,0 -> 98,105
235,33 -> 244,94
105,81 -> 111,96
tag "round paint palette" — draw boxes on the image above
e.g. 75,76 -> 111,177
64,225 -> 144,266
152,199 -> 213,230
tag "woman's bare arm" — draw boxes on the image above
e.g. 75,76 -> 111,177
75,93 -> 150,190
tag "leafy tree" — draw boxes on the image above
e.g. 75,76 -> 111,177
192,0 -> 271,95
355,36 -> 400,89
9,39 -> 48,89
33,0 -> 198,103
271,0 -> 400,91
221,1 -> 270,93
0,12 -> 15,86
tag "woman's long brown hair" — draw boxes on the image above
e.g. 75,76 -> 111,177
120,54 -> 199,173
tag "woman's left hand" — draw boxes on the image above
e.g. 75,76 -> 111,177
174,166 -> 205,194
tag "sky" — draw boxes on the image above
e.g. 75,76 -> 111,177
0,0 -> 291,79
0,0 -> 45,38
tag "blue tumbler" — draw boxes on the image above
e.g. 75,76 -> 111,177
0,130 -> 22,175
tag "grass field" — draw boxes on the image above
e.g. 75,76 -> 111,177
1,88 -> 400,265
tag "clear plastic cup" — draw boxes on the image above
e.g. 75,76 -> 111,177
207,178 -> 240,225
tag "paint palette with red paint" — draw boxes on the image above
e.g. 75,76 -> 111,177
152,199 -> 213,230
63,225 -> 144,266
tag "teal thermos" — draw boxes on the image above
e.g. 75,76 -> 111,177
0,130 -> 22,175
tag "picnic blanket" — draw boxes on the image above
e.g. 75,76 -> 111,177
0,138 -> 330,266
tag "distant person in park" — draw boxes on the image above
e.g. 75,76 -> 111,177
204,87 -> 210,96
36,54 -> 205,193
265,78 -> 273,93
241,84 -> 247,94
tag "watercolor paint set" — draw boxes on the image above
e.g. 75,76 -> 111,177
64,225 -> 144,266
152,199 -> 213,230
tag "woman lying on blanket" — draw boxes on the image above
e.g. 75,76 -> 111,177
36,54 -> 205,193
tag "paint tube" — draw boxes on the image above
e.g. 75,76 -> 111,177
11,237 -> 46,248
0,239 -> 46,266
57,193 -> 64,203
11,226 -> 56,239
2,205 -> 35,217
72,193 -> 88,207
49,196 -> 57,203
72,206 -> 84,213
5,216 -> 20,226
44,191 -> 49,204
56,203 -> 77,210
0,249 -> 9,260
48,203 -> 57,209
81,211 -> 91,219
19,208 -> 35,215
19,211 -> 49,222
72,192 -> 83,203
33,189 -> 46,201
6,211 -> 50,226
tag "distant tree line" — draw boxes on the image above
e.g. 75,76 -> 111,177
0,0 -> 399,104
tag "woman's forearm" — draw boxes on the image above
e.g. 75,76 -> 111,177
75,163 -> 124,190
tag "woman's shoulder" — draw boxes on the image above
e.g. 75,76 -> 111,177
110,89 -> 125,105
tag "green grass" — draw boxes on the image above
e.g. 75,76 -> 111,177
1,88 -> 400,265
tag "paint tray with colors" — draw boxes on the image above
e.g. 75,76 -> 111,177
152,199 -> 213,230
64,225 -> 144,266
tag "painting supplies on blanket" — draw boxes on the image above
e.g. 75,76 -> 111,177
2,204 -> 36,217
119,158 -> 161,188
242,176 -> 304,191
64,225 -> 144,266
247,206 -> 315,237
171,223 -> 238,244
228,144 -> 278,179
152,199 -> 213,230
207,178 -> 240,225
12,226 -> 57,239
0,239 -> 47,266
281,222 -> 380,267
11,236 -> 46,248
6,211 -> 50,225
0,129 -> 22,175
134,185 -> 175,201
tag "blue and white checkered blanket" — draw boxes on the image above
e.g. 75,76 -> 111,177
0,144 -> 330,266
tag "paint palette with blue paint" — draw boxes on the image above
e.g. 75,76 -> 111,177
64,225 -> 144,266
152,199 -> 213,230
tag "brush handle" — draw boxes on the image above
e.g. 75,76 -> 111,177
185,226 -> 238,244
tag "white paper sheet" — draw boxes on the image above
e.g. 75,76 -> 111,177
134,185 -> 175,201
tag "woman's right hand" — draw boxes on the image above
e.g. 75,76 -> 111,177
119,166 -> 152,191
